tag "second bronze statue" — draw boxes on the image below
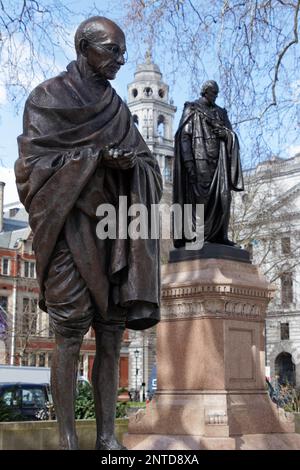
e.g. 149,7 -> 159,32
173,80 -> 244,248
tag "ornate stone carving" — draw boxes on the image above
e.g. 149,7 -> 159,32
205,411 -> 228,425
162,284 -> 271,300
161,296 -> 266,321
161,301 -> 204,319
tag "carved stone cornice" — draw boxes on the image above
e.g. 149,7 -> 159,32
160,258 -> 273,321
162,284 -> 272,300
160,297 -> 267,321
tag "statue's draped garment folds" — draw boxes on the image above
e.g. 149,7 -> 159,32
173,98 -> 244,246
15,61 -> 162,331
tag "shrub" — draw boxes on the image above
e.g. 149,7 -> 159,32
0,398 -> 23,422
74,383 -> 129,419
283,386 -> 300,413
75,382 -> 95,420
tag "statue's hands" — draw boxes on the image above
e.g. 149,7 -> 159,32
102,146 -> 137,170
213,127 -> 227,140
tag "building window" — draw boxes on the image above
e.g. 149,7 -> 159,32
1,258 -> 10,276
281,272 -> 293,307
163,157 -> 173,183
133,114 -> 139,127
21,354 -> 29,366
0,296 -> 8,313
38,353 -> 45,367
280,322 -> 290,340
29,353 -> 36,367
143,87 -> 153,97
132,88 -> 138,98
24,261 -> 36,278
22,298 -> 38,335
47,353 -> 52,367
9,208 -> 19,217
0,296 -> 8,337
281,237 -> 291,255
158,88 -> 165,98
275,352 -> 295,386
157,115 -> 165,137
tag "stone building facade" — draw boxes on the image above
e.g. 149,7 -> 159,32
232,154 -> 300,388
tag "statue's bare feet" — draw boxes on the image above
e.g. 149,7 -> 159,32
96,435 -> 127,450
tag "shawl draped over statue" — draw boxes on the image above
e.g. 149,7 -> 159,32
15,61 -> 162,330
173,99 -> 244,246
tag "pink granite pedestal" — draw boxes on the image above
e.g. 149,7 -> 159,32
124,258 -> 300,450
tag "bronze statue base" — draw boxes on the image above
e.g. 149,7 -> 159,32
169,243 -> 251,264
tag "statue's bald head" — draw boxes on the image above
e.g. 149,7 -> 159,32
75,16 -> 125,56
201,80 -> 219,96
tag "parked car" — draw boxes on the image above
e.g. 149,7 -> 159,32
0,382 -> 53,421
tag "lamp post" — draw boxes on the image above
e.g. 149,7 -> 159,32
134,349 -> 140,401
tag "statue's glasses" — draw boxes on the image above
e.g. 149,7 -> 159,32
89,43 -> 128,63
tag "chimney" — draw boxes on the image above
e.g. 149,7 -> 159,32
0,181 -> 5,233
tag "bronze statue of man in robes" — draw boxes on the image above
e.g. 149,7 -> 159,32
15,16 -> 162,450
173,80 -> 244,247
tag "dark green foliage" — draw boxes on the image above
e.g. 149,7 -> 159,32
74,383 -> 129,419
282,386 -> 300,413
0,398 -> 11,422
0,398 -> 23,422
116,387 -> 128,418
75,382 -> 96,420
116,400 -> 127,418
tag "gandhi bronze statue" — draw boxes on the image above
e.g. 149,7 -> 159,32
173,80 -> 244,247
15,17 -> 162,450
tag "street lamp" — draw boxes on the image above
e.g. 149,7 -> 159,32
134,349 -> 140,401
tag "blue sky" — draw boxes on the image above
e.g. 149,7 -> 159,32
0,0 -> 187,173
0,0 -> 188,204
0,0 -> 299,203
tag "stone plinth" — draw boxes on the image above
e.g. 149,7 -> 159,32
124,257 -> 300,450
0,419 -> 128,450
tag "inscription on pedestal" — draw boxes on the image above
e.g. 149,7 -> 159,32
228,328 -> 255,381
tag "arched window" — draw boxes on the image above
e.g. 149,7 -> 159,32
157,115 -> 165,137
143,87 -> 153,97
132,88 -> 138,98
158,88 -> 165,98
133,114 -> 139,127
275,352 -> 295,386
